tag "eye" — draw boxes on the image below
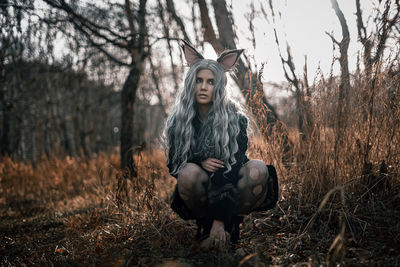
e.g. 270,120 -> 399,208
196,78 -> 202,83
208,79 -> 214,85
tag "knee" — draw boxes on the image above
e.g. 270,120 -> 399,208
246,159 -> 268,183
237,160 -> 268,191
178,163 -> 207,191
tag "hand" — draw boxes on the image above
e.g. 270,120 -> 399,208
201,158 -> 224,173
209,220 -> 227,248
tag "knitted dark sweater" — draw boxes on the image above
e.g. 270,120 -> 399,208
167,113 -> 249,226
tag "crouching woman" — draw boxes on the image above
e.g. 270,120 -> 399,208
163,40 -> 278,248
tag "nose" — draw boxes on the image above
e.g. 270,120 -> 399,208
200,80 -> 208,90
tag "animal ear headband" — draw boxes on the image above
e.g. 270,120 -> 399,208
181,39 -> 244,71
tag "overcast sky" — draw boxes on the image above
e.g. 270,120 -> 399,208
202,0 -> 377,84
50,0 -> 387,90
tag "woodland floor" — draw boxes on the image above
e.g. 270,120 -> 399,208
0,153 -> 399,266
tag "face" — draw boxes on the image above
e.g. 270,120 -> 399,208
195,69 -> 215,109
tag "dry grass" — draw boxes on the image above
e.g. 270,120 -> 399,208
1,70 -> 400,266
1,146 -> 399,266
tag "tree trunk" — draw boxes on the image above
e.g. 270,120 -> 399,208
43,92 -> 51,158
197,0 -> 292,164
120,64 -> 141,177
61,115 -> 75,157
0,69 -> 12,156
29,116 -> 37,167
158,0 -> 179,93
0,52 -> 11,156
1,103 -> 12,156
331,0 -> 350,112
199,0 -> 279,121
330,0 -> 350,178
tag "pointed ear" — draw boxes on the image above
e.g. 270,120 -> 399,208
217,49 -> 244,71
180,39 -> 204,66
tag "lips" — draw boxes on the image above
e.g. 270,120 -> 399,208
198,94 -> 208,97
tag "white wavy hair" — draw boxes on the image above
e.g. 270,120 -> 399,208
164,59 -> 248,176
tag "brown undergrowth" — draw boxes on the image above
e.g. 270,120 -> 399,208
1,139 -> 399,266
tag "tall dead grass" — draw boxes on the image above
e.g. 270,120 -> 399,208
249,65 -> 400,201
244,64 -> 400,265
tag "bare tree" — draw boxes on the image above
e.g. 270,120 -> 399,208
157,0 -> 179,93
196,0 -> 281,125
327,0 -> 351,175
356,0 -> 400,78
0,0 -> 46,159
272,27 -> 314,142
42,0 -> 149,177
355,0 -> 400,168
258,0 -> 314,156
328,0 -> 351,110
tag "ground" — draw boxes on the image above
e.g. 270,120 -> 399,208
1,152 -> 399,266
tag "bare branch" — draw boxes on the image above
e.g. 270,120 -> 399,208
303,55 -> 310,96
148,52 -> 167,117
373,0 -> 400,63
137,0 -> 148,58
48,13 -> 130,66
42,0 -> 128,49
165,0 -> 190,41
273,29 -> 296,89
148,36 -> 180,47
197,0 -> 223,52
325,31 -> 340,46
157,0 -> 179,92
211,0 -> 237,49
125,0 -> 136,45
191,0 -> 201,45
330,0 -> 350,44
330,0 -> 350,98
355,0 -> 368,42
356,0 -> 373,69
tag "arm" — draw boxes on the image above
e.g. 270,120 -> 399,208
214,115 -> 249,184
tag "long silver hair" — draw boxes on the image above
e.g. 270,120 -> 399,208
164,59 -> 248,176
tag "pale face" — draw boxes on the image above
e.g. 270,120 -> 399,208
195,69 -> 215,109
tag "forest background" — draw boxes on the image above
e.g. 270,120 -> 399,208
1,0 -> 400,266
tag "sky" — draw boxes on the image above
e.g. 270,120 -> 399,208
48,0 -> 385,91
202,0 -> 376,84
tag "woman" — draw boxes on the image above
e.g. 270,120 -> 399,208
164,40 -> 278,247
